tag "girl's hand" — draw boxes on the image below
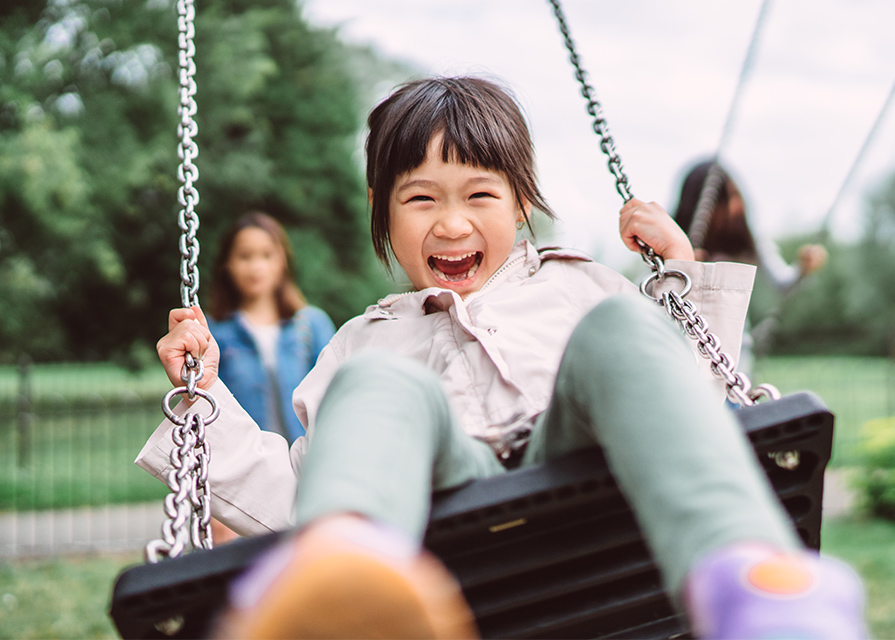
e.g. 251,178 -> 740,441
619,199 -> 695,262
797,244 -> 828,275
156,305 -> 219,392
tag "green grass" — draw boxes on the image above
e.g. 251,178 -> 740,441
0,551 -> 140,640
0,407 -> 168,510
822,516 -> 895,639
0,363 -> 171,511
0,362 -> 171,408
754,356 -> 895,467
0,516 -> 892,640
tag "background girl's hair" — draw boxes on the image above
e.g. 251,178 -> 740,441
366,76 -> 556,267
209,211 -> 306,320
673,160 -> 757,259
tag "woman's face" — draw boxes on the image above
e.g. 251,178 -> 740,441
226,227 -> 286,301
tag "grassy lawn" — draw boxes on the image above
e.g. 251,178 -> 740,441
0,363 -> 171,511
754,356 -> 894,467
0,551 -> 141,640
0,516 -> 892,639
822,516 -> 895,639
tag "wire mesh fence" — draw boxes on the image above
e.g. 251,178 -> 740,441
0,356 -> 892,555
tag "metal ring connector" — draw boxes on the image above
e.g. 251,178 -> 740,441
162,387 -> 220,426
639,268 -> 692,302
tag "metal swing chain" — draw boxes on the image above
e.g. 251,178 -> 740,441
145,0 -> 217,564
547,0 -> 778,408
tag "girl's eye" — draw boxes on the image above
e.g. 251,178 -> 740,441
408,195 -> 433,203
470,192 -> 494,199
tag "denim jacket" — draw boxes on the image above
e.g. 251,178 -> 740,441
208,305 -> 335,442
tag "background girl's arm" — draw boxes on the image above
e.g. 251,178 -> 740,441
307,306 -> 337,360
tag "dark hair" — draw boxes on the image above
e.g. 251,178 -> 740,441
365,76 -> 555,267
673,160 -> 757,259
209,211 -> 306,320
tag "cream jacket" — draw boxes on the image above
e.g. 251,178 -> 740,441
137,241 -> 755,535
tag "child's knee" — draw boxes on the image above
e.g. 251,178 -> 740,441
574,295 -> 668,345
334,351 -> 444,399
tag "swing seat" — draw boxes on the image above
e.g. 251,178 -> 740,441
109,390 -> 833,639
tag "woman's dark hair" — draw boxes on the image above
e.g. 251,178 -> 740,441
365,76 -> 555,267
673,160 -> 757,259
209,211 -> 306,321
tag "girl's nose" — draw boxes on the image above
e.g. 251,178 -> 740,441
433,208 -> 473,238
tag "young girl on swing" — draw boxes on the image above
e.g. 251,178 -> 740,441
145,76 -> 864,639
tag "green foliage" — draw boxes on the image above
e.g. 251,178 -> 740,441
853,417 -> 895,521
763,172 -> 895,357
0,0 -> 393,364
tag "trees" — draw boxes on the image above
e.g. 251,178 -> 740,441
759,174 -> 895,357
0,0 -> 392,363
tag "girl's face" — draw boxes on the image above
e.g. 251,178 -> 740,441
388,135 -> 525,298
227,227 -> 286,301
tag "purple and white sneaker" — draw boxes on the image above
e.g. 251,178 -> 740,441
686,544 -> 867,639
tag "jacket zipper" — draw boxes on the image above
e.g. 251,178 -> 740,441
465,253 -> 526,303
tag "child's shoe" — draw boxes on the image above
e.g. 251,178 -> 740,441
213,517 -> 478,639
685,544 -> 866,639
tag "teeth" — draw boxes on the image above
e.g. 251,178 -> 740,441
431,259 -> 480,283
431,251 -> 477,262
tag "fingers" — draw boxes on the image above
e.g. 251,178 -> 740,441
618,199 -> 694,261
168,305 -> 210,333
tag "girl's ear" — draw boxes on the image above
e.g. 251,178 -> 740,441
367,188 -> 374,207
518,199 -> 532,224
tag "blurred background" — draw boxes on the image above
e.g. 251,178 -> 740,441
1,1 -> 894,638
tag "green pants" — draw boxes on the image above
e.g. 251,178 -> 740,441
293,295 -> 799,596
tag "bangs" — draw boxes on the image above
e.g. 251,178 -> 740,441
385,82 -> 521,180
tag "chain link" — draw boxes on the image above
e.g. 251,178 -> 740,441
176,0 -> 201,309
547,0 -> 632,204
546,0 -> 668,277
662,290 -> 780,407
145,0 -> 215,564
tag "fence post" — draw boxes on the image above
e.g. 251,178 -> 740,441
17,354 -> 32,467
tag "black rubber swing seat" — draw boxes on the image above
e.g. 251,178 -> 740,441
109,390 -> 833,639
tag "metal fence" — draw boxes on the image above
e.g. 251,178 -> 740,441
0,360 -> 171,556
1,357 -> 893,556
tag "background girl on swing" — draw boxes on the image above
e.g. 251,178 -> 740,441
673,161 -> 828,375
147,76 -> 864,640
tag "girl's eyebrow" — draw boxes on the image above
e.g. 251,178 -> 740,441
395,175 -> 502,195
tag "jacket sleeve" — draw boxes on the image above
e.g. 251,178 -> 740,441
291,339 -> 343,435
135,378 -> 303,536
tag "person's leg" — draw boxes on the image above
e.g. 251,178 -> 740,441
523,294 -> 800,593
523,295 -> 865,638
217,351 -> 500,639
293,349 -> 506,538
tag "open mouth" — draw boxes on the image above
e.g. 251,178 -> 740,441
428,251 -> 483,283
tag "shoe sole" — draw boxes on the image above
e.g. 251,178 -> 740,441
225,549 -> 478,639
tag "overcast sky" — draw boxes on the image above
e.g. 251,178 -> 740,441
303,0 -> 895,270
